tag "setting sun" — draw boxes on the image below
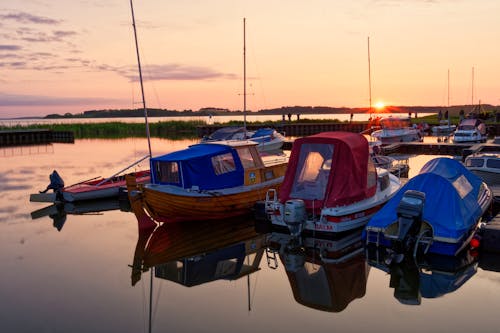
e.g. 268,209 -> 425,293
374,101 -> 386,110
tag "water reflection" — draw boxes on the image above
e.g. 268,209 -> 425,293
265,229 -> 369,312
366,245 -> 478,305
30,197 -> 131,231
130,207 -> 266,288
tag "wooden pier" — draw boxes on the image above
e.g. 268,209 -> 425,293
0,129 -> 74,146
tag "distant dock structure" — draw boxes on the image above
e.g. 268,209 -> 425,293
0,129 -> 74,146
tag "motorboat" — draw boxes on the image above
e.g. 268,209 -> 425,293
431,120 -> 456,136
265,228 -> 369,312
127,140 -> 287,223
364,157 -> 492,257
451,118 -> 487,143
264,132 -> 401,235
464,152 -> 500,186
370,117 -> 423,144
202,126 -> 285,153
248,127 -> 286,152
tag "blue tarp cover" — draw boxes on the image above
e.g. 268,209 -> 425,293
250,128 -> 275,143
366,157 -> 485,241
150,143 -> 244,190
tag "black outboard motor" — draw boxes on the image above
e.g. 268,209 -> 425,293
393,190 -> 426,256
40,170 -> 65,200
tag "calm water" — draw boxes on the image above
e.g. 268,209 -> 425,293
2,137 -> 499,333
0,112 -> 435,127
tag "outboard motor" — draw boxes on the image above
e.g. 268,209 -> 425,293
284,199 -> 306,237
40,170 -> 65,200
393,190 -> 426,256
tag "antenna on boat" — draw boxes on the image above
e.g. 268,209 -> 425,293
243,17 -> 247,132
367,36 -> 372,119
447,69 -> 450,108
130,0 -> 152,158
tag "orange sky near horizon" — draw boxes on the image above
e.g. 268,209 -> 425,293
1,0 -> 499,118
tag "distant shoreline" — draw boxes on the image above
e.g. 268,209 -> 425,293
3,103 -> 498,120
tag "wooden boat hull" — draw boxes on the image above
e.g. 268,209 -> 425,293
142,178 -> 283,223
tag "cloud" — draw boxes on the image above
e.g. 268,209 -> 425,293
0,12 -> 62,25
0,93 -> 121,106
0,45 -> 22,51
108,63 -> 238,82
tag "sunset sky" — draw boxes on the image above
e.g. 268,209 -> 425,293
1,0 -> 499,118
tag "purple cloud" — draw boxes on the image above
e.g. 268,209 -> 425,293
0,12 -> 62,25
0,45 -> 22,51
116,64 -> 237,82
0,93 -> 121,106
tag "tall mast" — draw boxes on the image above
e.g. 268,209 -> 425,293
367,36 -> 372,117
243,17 -> 247,131
130,0 -> 152,158
471,66 -> 475,108
447,69 -> 450,107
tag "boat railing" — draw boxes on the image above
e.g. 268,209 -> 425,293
96,154 -> 150,186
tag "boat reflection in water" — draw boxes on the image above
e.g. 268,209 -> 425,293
265,228 -> 369,312
30,197 -> 131,231
366,245 -> 478,305
129,194 -> 266,287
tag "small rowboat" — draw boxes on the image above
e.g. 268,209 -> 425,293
30,170 -> 150,203
30,155 -> 150,203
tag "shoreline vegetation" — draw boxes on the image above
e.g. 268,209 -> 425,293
10,104 -> 500,120
2,105 -> 498,139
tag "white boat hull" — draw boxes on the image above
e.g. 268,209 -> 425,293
267,171 -> 401,234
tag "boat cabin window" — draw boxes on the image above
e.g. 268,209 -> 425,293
465,158 -> 484,168
155,161 -> 180,184
236,147 -> 257,169
486,158 -> 500,169
290,143 -> 334,200
212,153 -> 236,175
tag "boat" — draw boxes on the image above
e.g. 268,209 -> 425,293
371,154 -> 410,178
202,126 -> 286,153
127,140 -> 288,223
366,245 -> 478,305
263,131 -> 401,235
265,228 -> 369,312
201,20 -> 285,154
129,196 -> 266,287
451,118 -> 487,143
431,120 -> 456,139
370,117 -> 423,144
464,152 -> 500,186
364,157 -> 492,257
30,167 -> 150,203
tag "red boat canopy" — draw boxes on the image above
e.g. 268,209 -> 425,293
279,132 -> 377,211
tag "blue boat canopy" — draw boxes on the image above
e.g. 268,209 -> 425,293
150,143 -> 244,190
366,157 -> 486,241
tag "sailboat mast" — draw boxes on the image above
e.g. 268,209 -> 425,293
130,0 -> 152,158
367,36 -> 372,117
447,69 -> 450,107
471,66 -> 475,109
243,17 -> 247,131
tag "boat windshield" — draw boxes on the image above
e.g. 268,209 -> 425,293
290,143 -> 334,200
